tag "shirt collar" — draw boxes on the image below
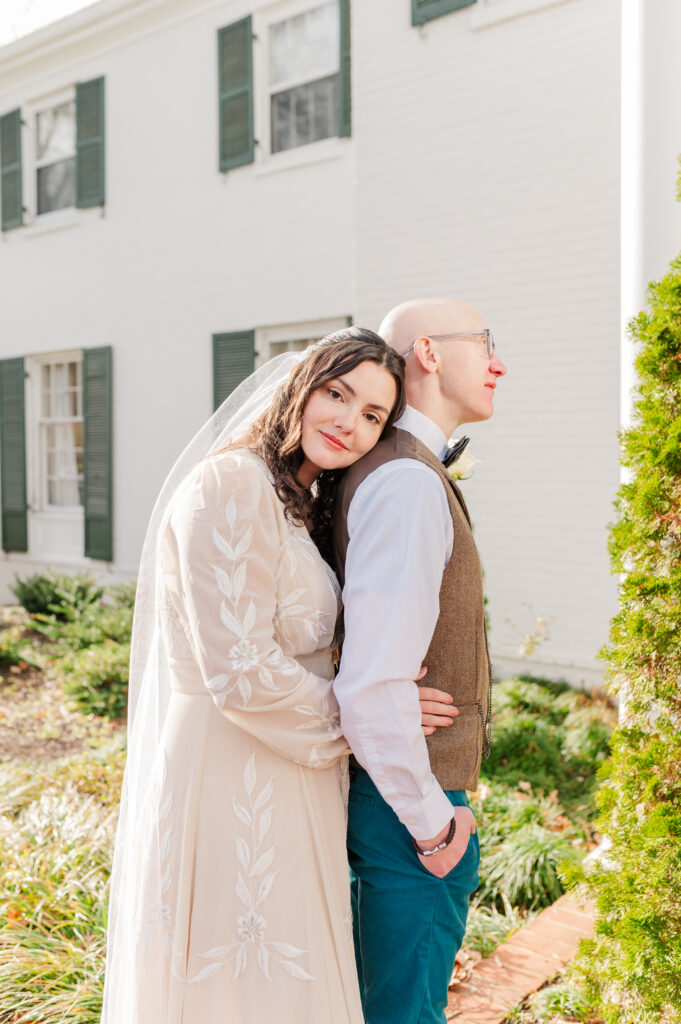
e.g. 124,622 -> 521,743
395,406 -> 449,461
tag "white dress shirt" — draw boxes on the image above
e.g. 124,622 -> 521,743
334,406 -> 457,841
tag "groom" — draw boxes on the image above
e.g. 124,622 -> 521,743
332,298 -> 507,1024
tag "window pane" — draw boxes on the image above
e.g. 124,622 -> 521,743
55,422 -> 78,449
270,2 -> 339,87
271,91 -> 292,153
312,75 -> 336,141
269,338 -> 313,359
53,364 -> 80,416
295,86 -> 311,143
62,480 -> 80,506
57,447 -> 79,478
37,157 -> 76,215
36,101 -> 76,162
47,479 -> 59,505
271,76 -> 338,153
65,389 -> 78,417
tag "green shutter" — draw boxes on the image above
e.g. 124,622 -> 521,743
218,17 -> 255,172
76,77 -> 105,208
339,0 -> 352,138
213,332 -> 255,410
83,346 -> 113,561
0,110 -> 23,231
0,358 -> 27,552
412,0 -> 476,25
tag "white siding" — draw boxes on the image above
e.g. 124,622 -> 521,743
0,0 -> 660,688
352,0 -> 621,685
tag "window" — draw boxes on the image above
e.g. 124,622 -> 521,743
39,358 -> 83,508
217,4 -> 349,170
268,337 -> 314,358
0,348 -> 112,560
269,1 -> 340,154
35,99 -> 76,215
255,317 -> 350,367
0,77 -> 104,229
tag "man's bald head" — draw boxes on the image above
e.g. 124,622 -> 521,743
376,297 -> 505,434
379,298 -> 486,362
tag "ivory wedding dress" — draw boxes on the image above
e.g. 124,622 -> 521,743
103,449 -> 363,1023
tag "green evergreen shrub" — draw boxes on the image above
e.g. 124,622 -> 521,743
53,641 -> 130,719
12,570 -> 103,620
33,600 -> 133,654
483,678 -> 612,809
568,254 -> 681,1022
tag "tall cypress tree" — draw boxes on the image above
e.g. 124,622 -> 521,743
571,254 -> 681,1021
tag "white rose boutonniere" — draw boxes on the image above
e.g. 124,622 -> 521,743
446,449 -> 480,481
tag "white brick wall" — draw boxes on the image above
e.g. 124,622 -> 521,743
0,0 -> 354,585
0,0 -> 630,685
352,0 -> 621,685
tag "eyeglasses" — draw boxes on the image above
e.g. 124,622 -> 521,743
401,330 -> 496,360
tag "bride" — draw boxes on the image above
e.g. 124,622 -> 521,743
101,328 -> 449,1023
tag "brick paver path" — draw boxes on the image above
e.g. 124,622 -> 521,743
446,894 -> 595,1023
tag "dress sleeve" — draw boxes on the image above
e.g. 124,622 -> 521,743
166,453 -> 348,768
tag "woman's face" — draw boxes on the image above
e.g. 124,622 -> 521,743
298,360 -> 398,486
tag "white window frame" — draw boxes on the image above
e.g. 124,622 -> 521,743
253,0 -> 348,171
20,85 -> 83,234
255,316 -> 350,368
25,349 -> 84,519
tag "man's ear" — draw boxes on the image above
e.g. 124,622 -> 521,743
412,336 -> 439,375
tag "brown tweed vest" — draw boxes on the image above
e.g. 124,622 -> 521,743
333,427 -> 492,792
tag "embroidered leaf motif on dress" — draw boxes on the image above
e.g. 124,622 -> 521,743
184,752 -> 315,984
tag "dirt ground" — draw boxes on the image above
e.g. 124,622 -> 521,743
0,663 -> 121,761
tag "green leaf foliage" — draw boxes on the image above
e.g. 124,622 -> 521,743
460,677 -> 614,923
11,570 -> 104,620
53,640 -> 130,719
483,677 -> 612,811
0,625 -> 30,666
569,254 -> 681,1022
32,599 -> 133,654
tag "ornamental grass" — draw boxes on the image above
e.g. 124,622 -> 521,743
0,749 -> 123,1024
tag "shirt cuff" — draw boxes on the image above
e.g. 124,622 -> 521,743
396,775 -> 456,841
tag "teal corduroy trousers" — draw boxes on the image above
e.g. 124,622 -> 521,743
348,766 -> 480,1024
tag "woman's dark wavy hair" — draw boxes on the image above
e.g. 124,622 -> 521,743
232,327 -> 405,563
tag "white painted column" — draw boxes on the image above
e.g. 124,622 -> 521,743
619,0 -> 681,721
621,0 -> 681,435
